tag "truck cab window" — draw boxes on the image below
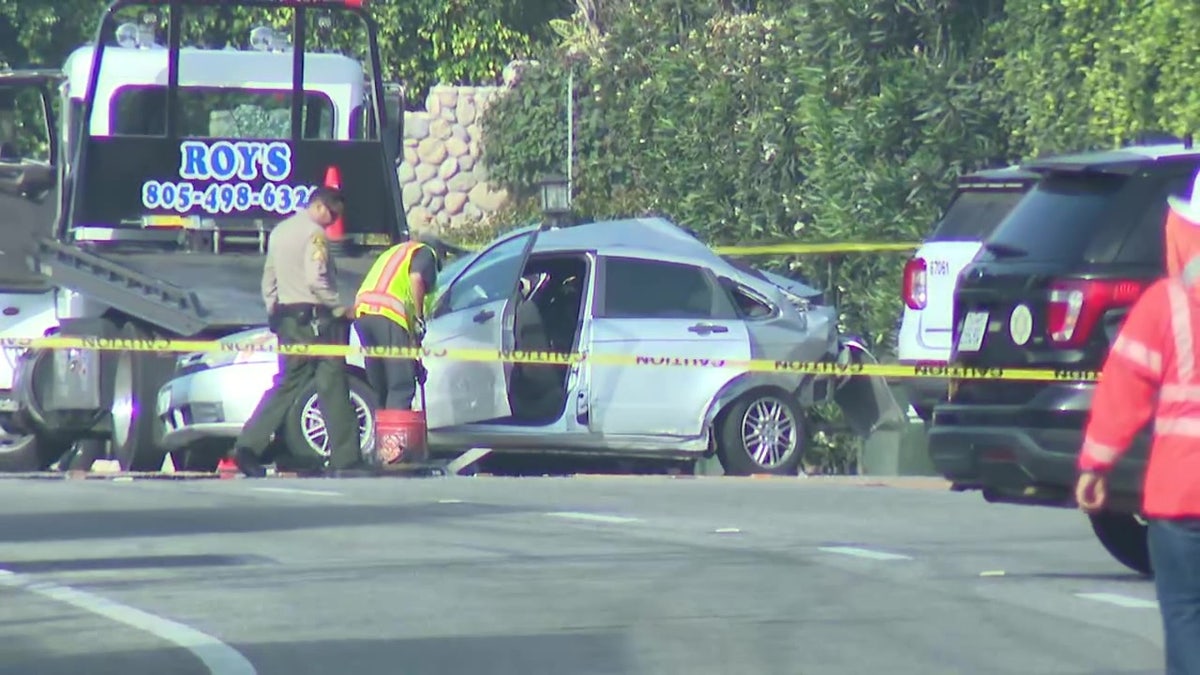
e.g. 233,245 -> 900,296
109,85 -> 335,140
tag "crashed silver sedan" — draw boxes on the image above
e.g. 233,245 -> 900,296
156,217 -> 900,475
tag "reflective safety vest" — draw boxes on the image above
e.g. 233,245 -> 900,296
1080,268 -> 1200,518
354,241 -> 432,331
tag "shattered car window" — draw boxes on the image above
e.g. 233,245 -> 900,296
602,257 -> 716,319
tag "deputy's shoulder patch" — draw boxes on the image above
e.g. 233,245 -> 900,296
311,233 -> 328,262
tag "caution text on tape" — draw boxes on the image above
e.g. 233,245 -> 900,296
0,335 -> 1101,383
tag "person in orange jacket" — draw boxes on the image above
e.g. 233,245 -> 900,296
1076,170 -> 1200,675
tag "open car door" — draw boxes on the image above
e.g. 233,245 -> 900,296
421,226 -> 542,428
0,70 -> 60,291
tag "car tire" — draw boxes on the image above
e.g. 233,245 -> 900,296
109,322 -> 177,472
715,391 -> 805,476
1089,512 -> 1153,577
169,439 -> 231,473
282,374 -> 377,466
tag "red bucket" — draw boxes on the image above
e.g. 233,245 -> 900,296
375,409 -> 427,465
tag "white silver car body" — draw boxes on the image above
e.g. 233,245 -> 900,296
157,218 -> 899,474
896,167 -> 1038,420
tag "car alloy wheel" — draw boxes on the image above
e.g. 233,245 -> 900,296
299,389 -> 373,458
740,396 -> 799,469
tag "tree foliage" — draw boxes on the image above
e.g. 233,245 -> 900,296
482,0 -> 1010,354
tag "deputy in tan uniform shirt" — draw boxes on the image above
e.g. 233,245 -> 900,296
230,186 -> 369,477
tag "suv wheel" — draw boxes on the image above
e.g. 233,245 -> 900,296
1089,512 -> 1152,577
715,392 -> 804,476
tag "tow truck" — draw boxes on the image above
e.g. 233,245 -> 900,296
0,0 -> 408,472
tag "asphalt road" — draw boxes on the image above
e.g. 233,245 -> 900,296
0,474 -> 1165,675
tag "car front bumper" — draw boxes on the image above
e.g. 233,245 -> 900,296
156,362 -> 276,451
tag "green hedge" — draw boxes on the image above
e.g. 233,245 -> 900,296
480,0 -> 1200,354
481,0 -> 1012,356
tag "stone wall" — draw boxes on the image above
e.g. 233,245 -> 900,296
398,84 -> 511,233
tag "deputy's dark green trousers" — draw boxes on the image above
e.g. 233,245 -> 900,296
235,313 -> 361,470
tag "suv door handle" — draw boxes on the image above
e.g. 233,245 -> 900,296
688,323 -> 728,335
473,309 -> 495,323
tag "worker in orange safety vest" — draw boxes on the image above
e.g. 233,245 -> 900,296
1076,169 -> 1200,675
353,238 -> 439,410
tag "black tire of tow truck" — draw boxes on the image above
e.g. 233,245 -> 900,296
1089,512 -> 1153,577
107,322 -> 177,472
715,391 -> 805,476
0,433 -> 43,472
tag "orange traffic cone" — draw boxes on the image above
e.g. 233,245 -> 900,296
323,165 -> 345,242
216,455 -> 238,479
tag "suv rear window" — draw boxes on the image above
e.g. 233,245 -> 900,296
927,186 -> 1030,242
984,172 -> 1128,263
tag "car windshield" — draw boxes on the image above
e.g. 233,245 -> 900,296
437,254 -> 471,285
927,185 -> 1031,243
983,171 -> 1129,263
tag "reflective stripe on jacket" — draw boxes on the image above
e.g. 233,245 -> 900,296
354,241 -> 428,330
1079,272 -> 1200,518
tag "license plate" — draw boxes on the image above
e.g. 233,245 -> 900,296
957,311 -> 989,353
157,386 -> 171,415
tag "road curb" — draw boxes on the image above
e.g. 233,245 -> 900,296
564,473 -> 952,490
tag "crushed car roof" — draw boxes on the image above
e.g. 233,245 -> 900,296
532,217 -> 711,257
470,217 -> 825,300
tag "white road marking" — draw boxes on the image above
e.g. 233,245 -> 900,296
819,546 -> 913,561
714,528 -> 741,534
437,499 -> 464,504
0,569 -> 257,674
1076,592 -> 1159,609
545,511 -> 640,524
251,487 -> 341,497
444,447 -> 492,475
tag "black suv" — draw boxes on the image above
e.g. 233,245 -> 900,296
927,142 -> 1200,576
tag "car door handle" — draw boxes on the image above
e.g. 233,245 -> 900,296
688,323 -> 728,335
473,309 -> 495,323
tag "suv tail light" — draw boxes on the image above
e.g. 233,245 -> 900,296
1046,278 -> 1149,347
902,258 -> 927,309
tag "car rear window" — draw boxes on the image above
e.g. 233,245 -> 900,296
927,186 -> 1031,242
983,172 -> 1129,263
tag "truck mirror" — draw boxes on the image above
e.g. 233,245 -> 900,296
383,82 -> 404,155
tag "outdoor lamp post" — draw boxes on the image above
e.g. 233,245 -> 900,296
537,173 -> 572,228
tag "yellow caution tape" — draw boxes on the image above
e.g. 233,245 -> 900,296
0,335 -> 1101,382
713,242 -> 920,256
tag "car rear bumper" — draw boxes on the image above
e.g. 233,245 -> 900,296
156,363 -> 277,451
928,400 -> 1147,509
